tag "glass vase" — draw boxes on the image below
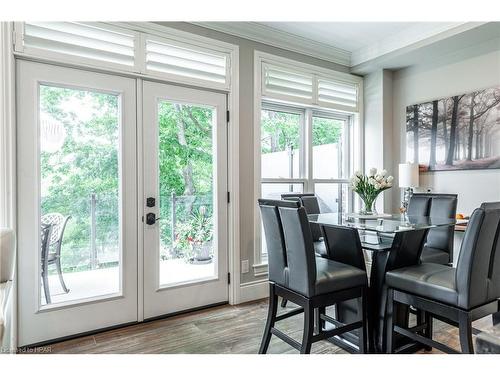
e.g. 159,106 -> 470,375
359,195 -> 379,215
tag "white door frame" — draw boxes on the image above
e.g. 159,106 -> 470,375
16,60 -> 139,346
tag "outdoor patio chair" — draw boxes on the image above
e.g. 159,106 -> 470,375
41,213 -> 71,303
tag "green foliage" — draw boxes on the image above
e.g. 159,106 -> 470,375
261,109 -> 343,154
40,86 -> 120,271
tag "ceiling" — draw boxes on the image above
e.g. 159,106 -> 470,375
193,22 -> 496,72
259,22 -> 429,52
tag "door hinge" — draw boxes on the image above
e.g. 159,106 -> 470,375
227,191 -> 230,203
227,272 -> 231,284
226,110 -> 230,123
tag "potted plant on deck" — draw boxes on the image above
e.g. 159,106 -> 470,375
187,206 -> 213,264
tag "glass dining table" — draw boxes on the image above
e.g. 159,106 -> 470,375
308,213 -> 457,353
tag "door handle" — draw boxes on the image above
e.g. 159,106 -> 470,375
146,212 -> 160,225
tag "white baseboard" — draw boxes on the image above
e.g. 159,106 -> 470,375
238,280 -> 269,304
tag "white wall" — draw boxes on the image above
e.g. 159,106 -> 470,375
364,70 -> 394,213
391,48 -> 500,215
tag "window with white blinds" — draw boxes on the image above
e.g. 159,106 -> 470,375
145,37 -> 228,86
262,63 -> 313,101
261,62 -> 360,112
22,22 -> 136,67
14,22 -> 233,89
317,78 -> 358,109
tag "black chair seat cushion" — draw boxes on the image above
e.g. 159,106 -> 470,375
313,240 -> 327,257
315,257 -> 367,296
386,263 -> 458,306
421,246 -> 450,265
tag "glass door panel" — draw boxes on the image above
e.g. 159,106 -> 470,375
39,85 -> 121,305
143,81 -> 228,319
157,101 -> 217,287
17,60 -> 137,347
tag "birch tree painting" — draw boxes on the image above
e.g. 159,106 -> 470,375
406,87 -> 500,171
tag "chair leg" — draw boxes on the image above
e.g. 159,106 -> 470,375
357,287 -> 368,353
424,311 -> 433,351
55,258 -> 70,293
416,309 -> 432,351
318,306 -> 326,333
385,288 -> 395,354
300,302 -> 314,354
458,311 -> 474,354
259,284 -> 278,354
281,298 -> 288,308
42,265 -> 51,304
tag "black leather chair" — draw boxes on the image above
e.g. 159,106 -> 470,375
408,193 -> 457,265
385,202 -> 500,353
258,199 -> 369,354
281,193 -> 327,257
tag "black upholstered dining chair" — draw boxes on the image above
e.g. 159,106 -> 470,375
258,199 -> 369,354
385,202 -> 500,354
280,193 -> 327,257
408,193 -> 457,265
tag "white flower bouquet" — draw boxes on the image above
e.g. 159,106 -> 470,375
350,168 -> 394,214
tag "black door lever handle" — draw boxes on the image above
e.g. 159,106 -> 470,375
146,212 -> 160,225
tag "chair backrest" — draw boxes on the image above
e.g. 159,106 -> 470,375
278,205 -> 317,298
281,193 -> 322,241
258,199 -> 300,287
321,225 -> 366,271
456,202 -> 500,309
41,213 -> 68,245
408,193 -> 457,260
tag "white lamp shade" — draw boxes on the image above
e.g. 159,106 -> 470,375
398,163 -> 419,188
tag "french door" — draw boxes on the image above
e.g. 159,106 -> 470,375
16,62 -> 229,346
17,61 -> 138,346
142,81 -> 228,319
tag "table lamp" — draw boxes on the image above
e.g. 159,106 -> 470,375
398,162 -> 419,214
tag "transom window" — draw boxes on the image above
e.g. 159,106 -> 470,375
259,102 -> 354,259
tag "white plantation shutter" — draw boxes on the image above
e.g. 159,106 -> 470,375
145,37 -> 229,87
22,22 -> 136,67
261,62 -> 360,112
317,78 -> 358,111
262,63 -> 313,102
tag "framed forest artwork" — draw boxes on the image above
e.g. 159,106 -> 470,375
406,86 -> 500,171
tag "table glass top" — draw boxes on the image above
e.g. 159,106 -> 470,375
308,213 -> 456,234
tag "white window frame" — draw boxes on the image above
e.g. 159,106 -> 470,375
253,51 -> 363,274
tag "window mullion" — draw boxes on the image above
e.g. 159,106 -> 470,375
305,108 -> 313,193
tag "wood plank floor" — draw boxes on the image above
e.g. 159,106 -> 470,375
36,299 -> 493,354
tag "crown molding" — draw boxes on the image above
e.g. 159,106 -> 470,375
190,22 -> 352,67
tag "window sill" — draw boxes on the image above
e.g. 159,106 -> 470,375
252,262 -> 268,277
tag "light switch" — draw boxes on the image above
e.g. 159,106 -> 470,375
241,260 -> 249,273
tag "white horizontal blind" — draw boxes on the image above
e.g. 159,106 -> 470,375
145,37 -> 228,86
262,62 -> 360,112
317,78 -> 358,110
23,22 -> 136,67
262,63 -> 313,101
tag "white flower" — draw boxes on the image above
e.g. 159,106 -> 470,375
387,175 -> 394,183
374,183 -> 381,190
355,170 -> 363,177
380,169 -> 387,177
375,174 -> 383,182
369,167 -> 377,177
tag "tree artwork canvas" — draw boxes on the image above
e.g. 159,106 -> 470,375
406,87 -> 500,171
